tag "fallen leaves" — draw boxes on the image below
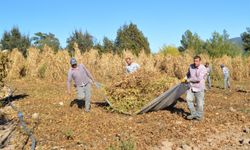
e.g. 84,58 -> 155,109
105,70 -> 178,114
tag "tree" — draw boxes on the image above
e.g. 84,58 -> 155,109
102,37 -> 115,53
159,45 -> 180,56
0,27 -> 30,57
115,23 -> 151,55
179,30 -> 204,54
67,30 -> 94,54
32,32 -> 60,52
205,30 -> 241,57
93,42 -> 103,54
94,37 -> 115,54
241,27 -> 250,52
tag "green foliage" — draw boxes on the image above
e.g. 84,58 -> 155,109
106,138 -> 136,150
95,37 -> 115,54
243,51 -> 250,57
205,30 -> 241,57
94,43 -> 104,54
179,30 -> 205,54
32,32 -> 60,52
179,29 -> 242,57
115,23 -> 151,55
67,30 -> 94,55
63,129 -> 74,140
103,37 -> 115,53
160,45 -> 180,56
120,139 -> 135,150
241,27 -> 250,52
0,27 -> 31,57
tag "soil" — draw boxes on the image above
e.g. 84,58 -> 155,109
1,79 -> 250,150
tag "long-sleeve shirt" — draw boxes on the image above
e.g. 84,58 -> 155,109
222,67 -> 229,76
186,64 -> 207,92
67,64 -> 94,91
126,62 -> 140,73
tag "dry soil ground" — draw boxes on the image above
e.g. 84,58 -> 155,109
1,79 -> 250,150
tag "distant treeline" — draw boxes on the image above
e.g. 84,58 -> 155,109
0,23 -> 250,57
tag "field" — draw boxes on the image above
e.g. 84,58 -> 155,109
1,47 -> 250,150
1,79 -> 249,150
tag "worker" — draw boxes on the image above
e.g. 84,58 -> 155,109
183,55 -> 207,121
205,62 -> 212,89
220,64 -> 230,89
125,57 -> 140,74
67,58 -> 95,112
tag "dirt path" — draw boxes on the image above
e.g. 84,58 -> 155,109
1,79 -> 250,150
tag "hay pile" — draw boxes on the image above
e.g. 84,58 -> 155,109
105,70 -> 179,114
4,44 -> 250,83
26,47 -> 41,78
158,55 -> 192,79
8,49 -> 26,79
0,52 -> 10,85
0,51 -> 11,99
35,46 -> 70,80
231,56 -> 245,81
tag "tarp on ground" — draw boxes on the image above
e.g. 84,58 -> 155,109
136,83 -> 190,114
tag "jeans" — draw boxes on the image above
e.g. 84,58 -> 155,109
186,89 -> 205,118
224,74 -> 230,89
76,83 -> 91,111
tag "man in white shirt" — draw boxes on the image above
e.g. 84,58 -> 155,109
125,57 -> 140,74
220,64 -> 230,89
205,62 -> 212,89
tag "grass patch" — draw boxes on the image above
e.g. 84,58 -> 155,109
107,138 -> 136,150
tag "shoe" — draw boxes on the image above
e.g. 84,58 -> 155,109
70,100 -> 76,107
195,116 -> 203,121
187,115 -> 196,120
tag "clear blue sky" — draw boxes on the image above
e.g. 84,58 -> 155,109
1,0 -> 250,52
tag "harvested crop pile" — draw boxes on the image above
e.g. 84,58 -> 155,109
105,70 -> 179,114
0,52 -> 10,84
0,51 -> 11,99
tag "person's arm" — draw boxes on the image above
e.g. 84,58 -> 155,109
205,68 -> 209,76
181,67 -> 190,83
82,64 -> 95,82
136,63 -> 140,69
188,67 -> 207,83
125,66 -> 129,74
67,70 -> 72,93
186,67 -> 191,79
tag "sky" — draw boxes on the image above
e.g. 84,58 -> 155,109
1,0 -> 250,52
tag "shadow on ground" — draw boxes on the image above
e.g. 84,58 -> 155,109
0,94 -> 29,108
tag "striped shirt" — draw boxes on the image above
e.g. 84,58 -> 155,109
186,64 -> 207,92
67,64 -> 94,91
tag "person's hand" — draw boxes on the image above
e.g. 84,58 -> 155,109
94,82 -> 102,89
181,78 -> 187,83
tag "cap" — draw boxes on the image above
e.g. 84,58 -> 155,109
70,58 -> 77,65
